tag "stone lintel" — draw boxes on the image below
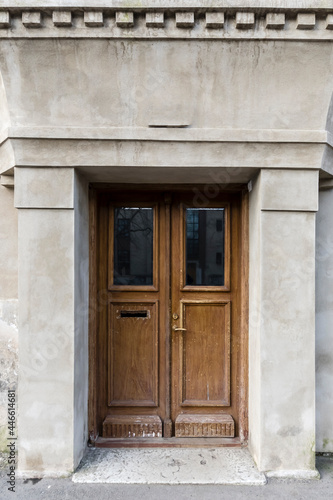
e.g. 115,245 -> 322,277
5,139 -> 325,172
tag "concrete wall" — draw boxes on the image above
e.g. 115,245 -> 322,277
0,6 -> 332,476
249,169 -> 318,477
0,39 -> 332,132
248,172 -> 262,468
15,168 -> 89,476
73,172 -> 89,467
0,185 -> 18,453
316,187 -> 333,453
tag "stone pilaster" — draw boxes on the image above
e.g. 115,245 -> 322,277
249,169 -> 319,477
315,181 -> 333,453
15,167 -> 89,477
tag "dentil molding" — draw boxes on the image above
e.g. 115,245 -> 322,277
0,2 -> 332,39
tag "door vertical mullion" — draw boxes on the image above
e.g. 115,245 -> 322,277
163,194 -> 172,437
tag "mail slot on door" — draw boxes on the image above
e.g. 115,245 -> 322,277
120,310 -> 148,318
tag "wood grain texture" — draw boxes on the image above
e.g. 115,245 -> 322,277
89,187 -> 248,445
103,415 -> 162,438
175,414 -> 235,437
180,301 -> 231,406
239,189 -> 249,443
171,193 -> 235,436
108,301 -> 158,406
95,437 -> 243,448
88,187 -> 98,443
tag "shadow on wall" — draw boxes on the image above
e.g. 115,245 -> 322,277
0,300 -> 18,453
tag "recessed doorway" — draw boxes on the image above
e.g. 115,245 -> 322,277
89,186 -> 248,447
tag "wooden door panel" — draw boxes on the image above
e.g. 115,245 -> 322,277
175,414 -> 234,437
103,415 -> 163,438
92,188 -> 247,443
108,301 -> 159,407
180,301 -> 231,407
171,194 -> 238,438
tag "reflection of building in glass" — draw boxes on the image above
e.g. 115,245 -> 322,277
186,208 -> 225,286
114,208 -> 153,285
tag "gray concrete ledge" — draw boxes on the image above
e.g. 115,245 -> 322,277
0,7 -> 332,39
1,127 -> 329,145
0,1 -> 332,11
72,448 -> 267,485
266,469 -> 320,479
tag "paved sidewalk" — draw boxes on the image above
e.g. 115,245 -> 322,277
1,454 -> 332,499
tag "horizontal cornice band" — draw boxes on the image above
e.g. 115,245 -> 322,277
0,127 -> 329,146
0,7 -> 332,40
1,1 -> 333,10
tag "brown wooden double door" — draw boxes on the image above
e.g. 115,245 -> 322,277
91,188 -> 248,443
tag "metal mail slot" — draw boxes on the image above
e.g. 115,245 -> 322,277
120,310 -> 148,318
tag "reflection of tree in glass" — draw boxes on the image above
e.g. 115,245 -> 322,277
185,208 -> 224,286
114,208 -> 153,285
117,209 -> 153,249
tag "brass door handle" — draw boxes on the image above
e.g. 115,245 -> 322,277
172,325 -> 187,332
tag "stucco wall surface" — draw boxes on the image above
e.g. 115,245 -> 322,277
0,22 -> 331,476
0,186 -> 18,453
249,170 -> 319,475
316,188 -> 333,453
0,39 -> 331,132
14,168 -> 89,476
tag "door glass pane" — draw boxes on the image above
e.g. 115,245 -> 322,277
185,208 -> 225,286
114,207 -> 153,286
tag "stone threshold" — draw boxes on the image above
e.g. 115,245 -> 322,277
72,447 -> 267,485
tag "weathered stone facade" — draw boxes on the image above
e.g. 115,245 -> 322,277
0,0 -> 332,479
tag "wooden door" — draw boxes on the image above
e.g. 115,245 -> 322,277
90,188 -> 247,443
100,192 -> 170,439
171,194 -> 238,437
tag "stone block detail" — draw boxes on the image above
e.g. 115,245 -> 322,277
326,14 -> 333,30
235,12 -> 255,29
0,12 -> 10,29
0,7 -> 330,40
175,414 -> 235,437
84,11 -> 104,27
102,415 -> 162,438
296,13 -> 316,30
176,12 -> 195,28
22,12 -> 41,28
52,11 -> 72,27
146,12 -> 164,28
205,12 -> 225,29
116,12 -> 134,28
265,13 -> 285,29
